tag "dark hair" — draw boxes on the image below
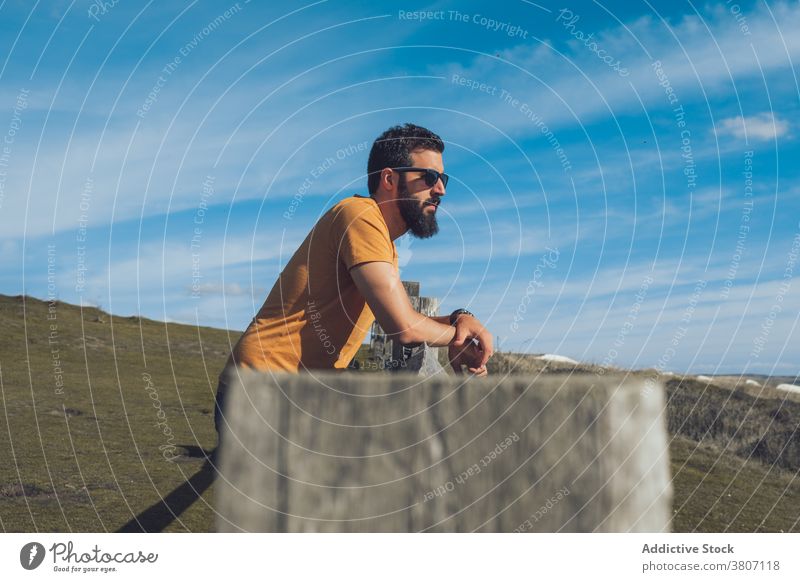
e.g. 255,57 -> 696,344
367,123 -> 444,194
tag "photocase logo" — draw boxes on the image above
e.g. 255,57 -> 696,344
20,542 -> 46,570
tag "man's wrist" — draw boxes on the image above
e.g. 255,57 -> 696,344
449,308 -> 474,326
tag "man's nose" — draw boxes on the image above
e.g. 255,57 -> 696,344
432,176 -> 446,196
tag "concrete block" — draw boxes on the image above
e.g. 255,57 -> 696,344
216,371 -> 671,532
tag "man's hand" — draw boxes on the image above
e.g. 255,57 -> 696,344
448,339 -> 488,377
451,313 -> 493,369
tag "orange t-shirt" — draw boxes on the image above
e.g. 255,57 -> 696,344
226,195 -> 398,372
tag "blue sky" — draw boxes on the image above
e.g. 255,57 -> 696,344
1,0 -> 798,375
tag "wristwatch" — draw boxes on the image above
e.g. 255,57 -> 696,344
449,308 -> 474,326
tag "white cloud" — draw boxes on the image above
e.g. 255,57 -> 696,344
185,281 -> 265,297
484,258 -> 800,374
0,239 -> 19,263
437,1 -> 800,142
716,112 -> 790,141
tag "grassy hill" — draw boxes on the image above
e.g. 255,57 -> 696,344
1,294 -> 799,532
0,294 -> 235,532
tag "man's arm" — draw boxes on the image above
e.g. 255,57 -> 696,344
350,262 -> 494,371
350,261 -> 455,347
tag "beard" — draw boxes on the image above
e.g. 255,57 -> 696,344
397,178 -> 439,239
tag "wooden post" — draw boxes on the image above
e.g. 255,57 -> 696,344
216,371 -> 671,532
370,280 -> 441,375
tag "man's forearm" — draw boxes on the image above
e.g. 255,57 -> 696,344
395,312 -> 455,347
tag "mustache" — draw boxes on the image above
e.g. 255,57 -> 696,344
423,197 -> 441,207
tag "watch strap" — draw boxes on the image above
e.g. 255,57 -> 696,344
449,308 -> 474,326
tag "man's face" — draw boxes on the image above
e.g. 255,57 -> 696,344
396,149 -> 446,239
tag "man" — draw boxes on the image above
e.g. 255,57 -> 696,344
214,123 -> 493,436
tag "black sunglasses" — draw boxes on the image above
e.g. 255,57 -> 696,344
392,167 -> 449,188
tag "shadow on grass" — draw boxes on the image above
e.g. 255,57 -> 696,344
116,446 -> 218,533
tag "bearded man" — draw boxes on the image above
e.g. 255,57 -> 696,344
214,123 -> 493,435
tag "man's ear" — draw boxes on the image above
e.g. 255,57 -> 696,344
381,168 -> 395,191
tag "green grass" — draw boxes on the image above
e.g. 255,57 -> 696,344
1,294 -> 798,532
670,435 -> 800,532
0,294 -> 234,532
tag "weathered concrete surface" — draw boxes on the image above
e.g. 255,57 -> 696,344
216,371 -> 671,532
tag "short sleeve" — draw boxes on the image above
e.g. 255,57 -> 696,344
331,198 -> 395,270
